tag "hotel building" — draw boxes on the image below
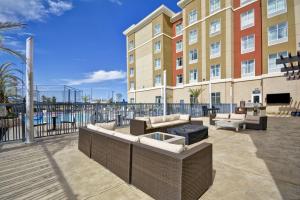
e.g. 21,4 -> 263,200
124,0 -> 300,114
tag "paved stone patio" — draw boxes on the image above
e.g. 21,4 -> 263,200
0,117 -> 299,200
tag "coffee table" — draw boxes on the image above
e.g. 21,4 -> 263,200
167,124 -> 208,145
142,132 -> 185,145
215,120 -> 246,132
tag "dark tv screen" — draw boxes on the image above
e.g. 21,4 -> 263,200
266,93 -> 290,104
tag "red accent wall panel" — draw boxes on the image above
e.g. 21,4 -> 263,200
172,19 -> 183,86
233,0 -> 262,78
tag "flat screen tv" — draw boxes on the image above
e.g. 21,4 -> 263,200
266,93 -> 290,104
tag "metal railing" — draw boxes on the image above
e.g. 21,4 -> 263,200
0,102 -> 236,143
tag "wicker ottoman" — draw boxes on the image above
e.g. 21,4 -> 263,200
167,124 -> 208,145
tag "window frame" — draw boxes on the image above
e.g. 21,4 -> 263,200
189,29 -> 198,45
154,75 -> 162,86
176,40 -> 183,53
241,34 -> 255,54
128,40 -> 134,51
210,19 -> 221,36
211,92 -> 221,104
176,57 -> 183,69
210,64 -> 221,80
188,9 -> 198,25
240,9 -> 254,30
268,51 -> 288,73
267,0 -> 287,18
154,41 -> 161,53
154,24 -> 161,36
154,58 -> 161,70
210,0 -> 221,14
129,68 -> 134,77
189,69 -> 198,83
189,49 -> 198,64
268,22 -> 288,46
176,23 -> 183,36
241,59 -> 255,77
210,41 -> 221,59
176,74 -> 183,86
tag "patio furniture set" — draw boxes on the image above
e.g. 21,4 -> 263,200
78,114 -> 212,200
210,113 -> 268,131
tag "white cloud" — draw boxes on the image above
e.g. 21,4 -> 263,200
0,0 -> 73,22
66,70 -> 126,85
109,0 -> 122,6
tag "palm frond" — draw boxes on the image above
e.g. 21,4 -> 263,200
0,46 -> 26,62
0,22 -> 25,31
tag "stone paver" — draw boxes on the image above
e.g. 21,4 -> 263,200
0,117 -> 299,200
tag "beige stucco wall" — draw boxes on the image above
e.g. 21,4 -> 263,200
233,80 -> 262,104
135,88 -> 162,103
294,0 -> 300,51
263,77 -> 300,114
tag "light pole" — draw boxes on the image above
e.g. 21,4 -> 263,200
25,37 -> 34,144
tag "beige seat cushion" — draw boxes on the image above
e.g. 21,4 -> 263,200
215,113 -> 230,120
179,114 -> 190,121
164,114 -> 180,122
95,122 -> 116,130
87,124 -> 115,135
245,115 -> 260,124
150,116 -> 164,124
114,132 -> 139,142
150,120 -> 187,128
140,137 -> 184,153
135,117 -> 152,128
230,113 -> 245,120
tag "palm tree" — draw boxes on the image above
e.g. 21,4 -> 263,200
189,88 -> 203,104
0,62 -> 23,103
82,95 -> 89,103
0,22 -> 26,62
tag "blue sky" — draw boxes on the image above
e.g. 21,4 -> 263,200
0,0 -> 180,101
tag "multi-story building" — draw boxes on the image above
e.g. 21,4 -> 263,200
124,0 -> 300,114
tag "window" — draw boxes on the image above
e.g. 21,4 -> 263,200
189,29 -> 198,45
241,9 -> 254,30
210,41 -> 221,58
210,64 -> 220,79
154,41 -> 161,53
128,40 -> 134,50
268,0 -> 287,17
211,92 -> 221,104
154,24 -> 161,35
268,22 -> 288,45
189,49 -> 198,64
155,96 -> 162,104
241,34 -> 255,54
268,51 -> 288,73
154,58 -> 161,69
189,69 -> 198,83
130,98 -> 135,103
210,19 -> 221,36
189,9 -> 197,25
176,57 -> 183,69
241,59 -> 255,77
129,54 -> 134,63
241,0 -> 254,6
129,68 -> 134,77
130,81 -> 134,91
176,23 -> 183,35
176,40 -> 183,52
210,0 -> 220,14
176,74 -> 183,86
155,75 -> 161,86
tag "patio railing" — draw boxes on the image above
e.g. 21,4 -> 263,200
0,102 -> 236,143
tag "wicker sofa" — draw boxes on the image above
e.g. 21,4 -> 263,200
245,115 -> 268,130
130,114 -> 191,135
78,124 -> 213,199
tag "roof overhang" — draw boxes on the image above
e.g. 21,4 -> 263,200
177,0 -> 193,8
123,5 -> 176,36
170,12 -> 182,23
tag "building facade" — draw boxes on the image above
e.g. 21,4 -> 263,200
124,0 -> 300,114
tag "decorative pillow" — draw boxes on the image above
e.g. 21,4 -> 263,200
179,114 -> 190,121
135,117 -> 152,128
216,113 -> 230,119
140,137 -> 184,153
230,113 -> 245,120
95,121 -> 116,130
150,116 -> 164,124
87,124 -> 115,135
114,132 -> 139,142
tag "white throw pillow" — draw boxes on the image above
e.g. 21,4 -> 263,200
139,137 -> 185,153
114,132 -> 139,142
95,121 -> 116,130
87,124 -> 115,135
179,114 -> 190,121
150,116 -> 164,124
